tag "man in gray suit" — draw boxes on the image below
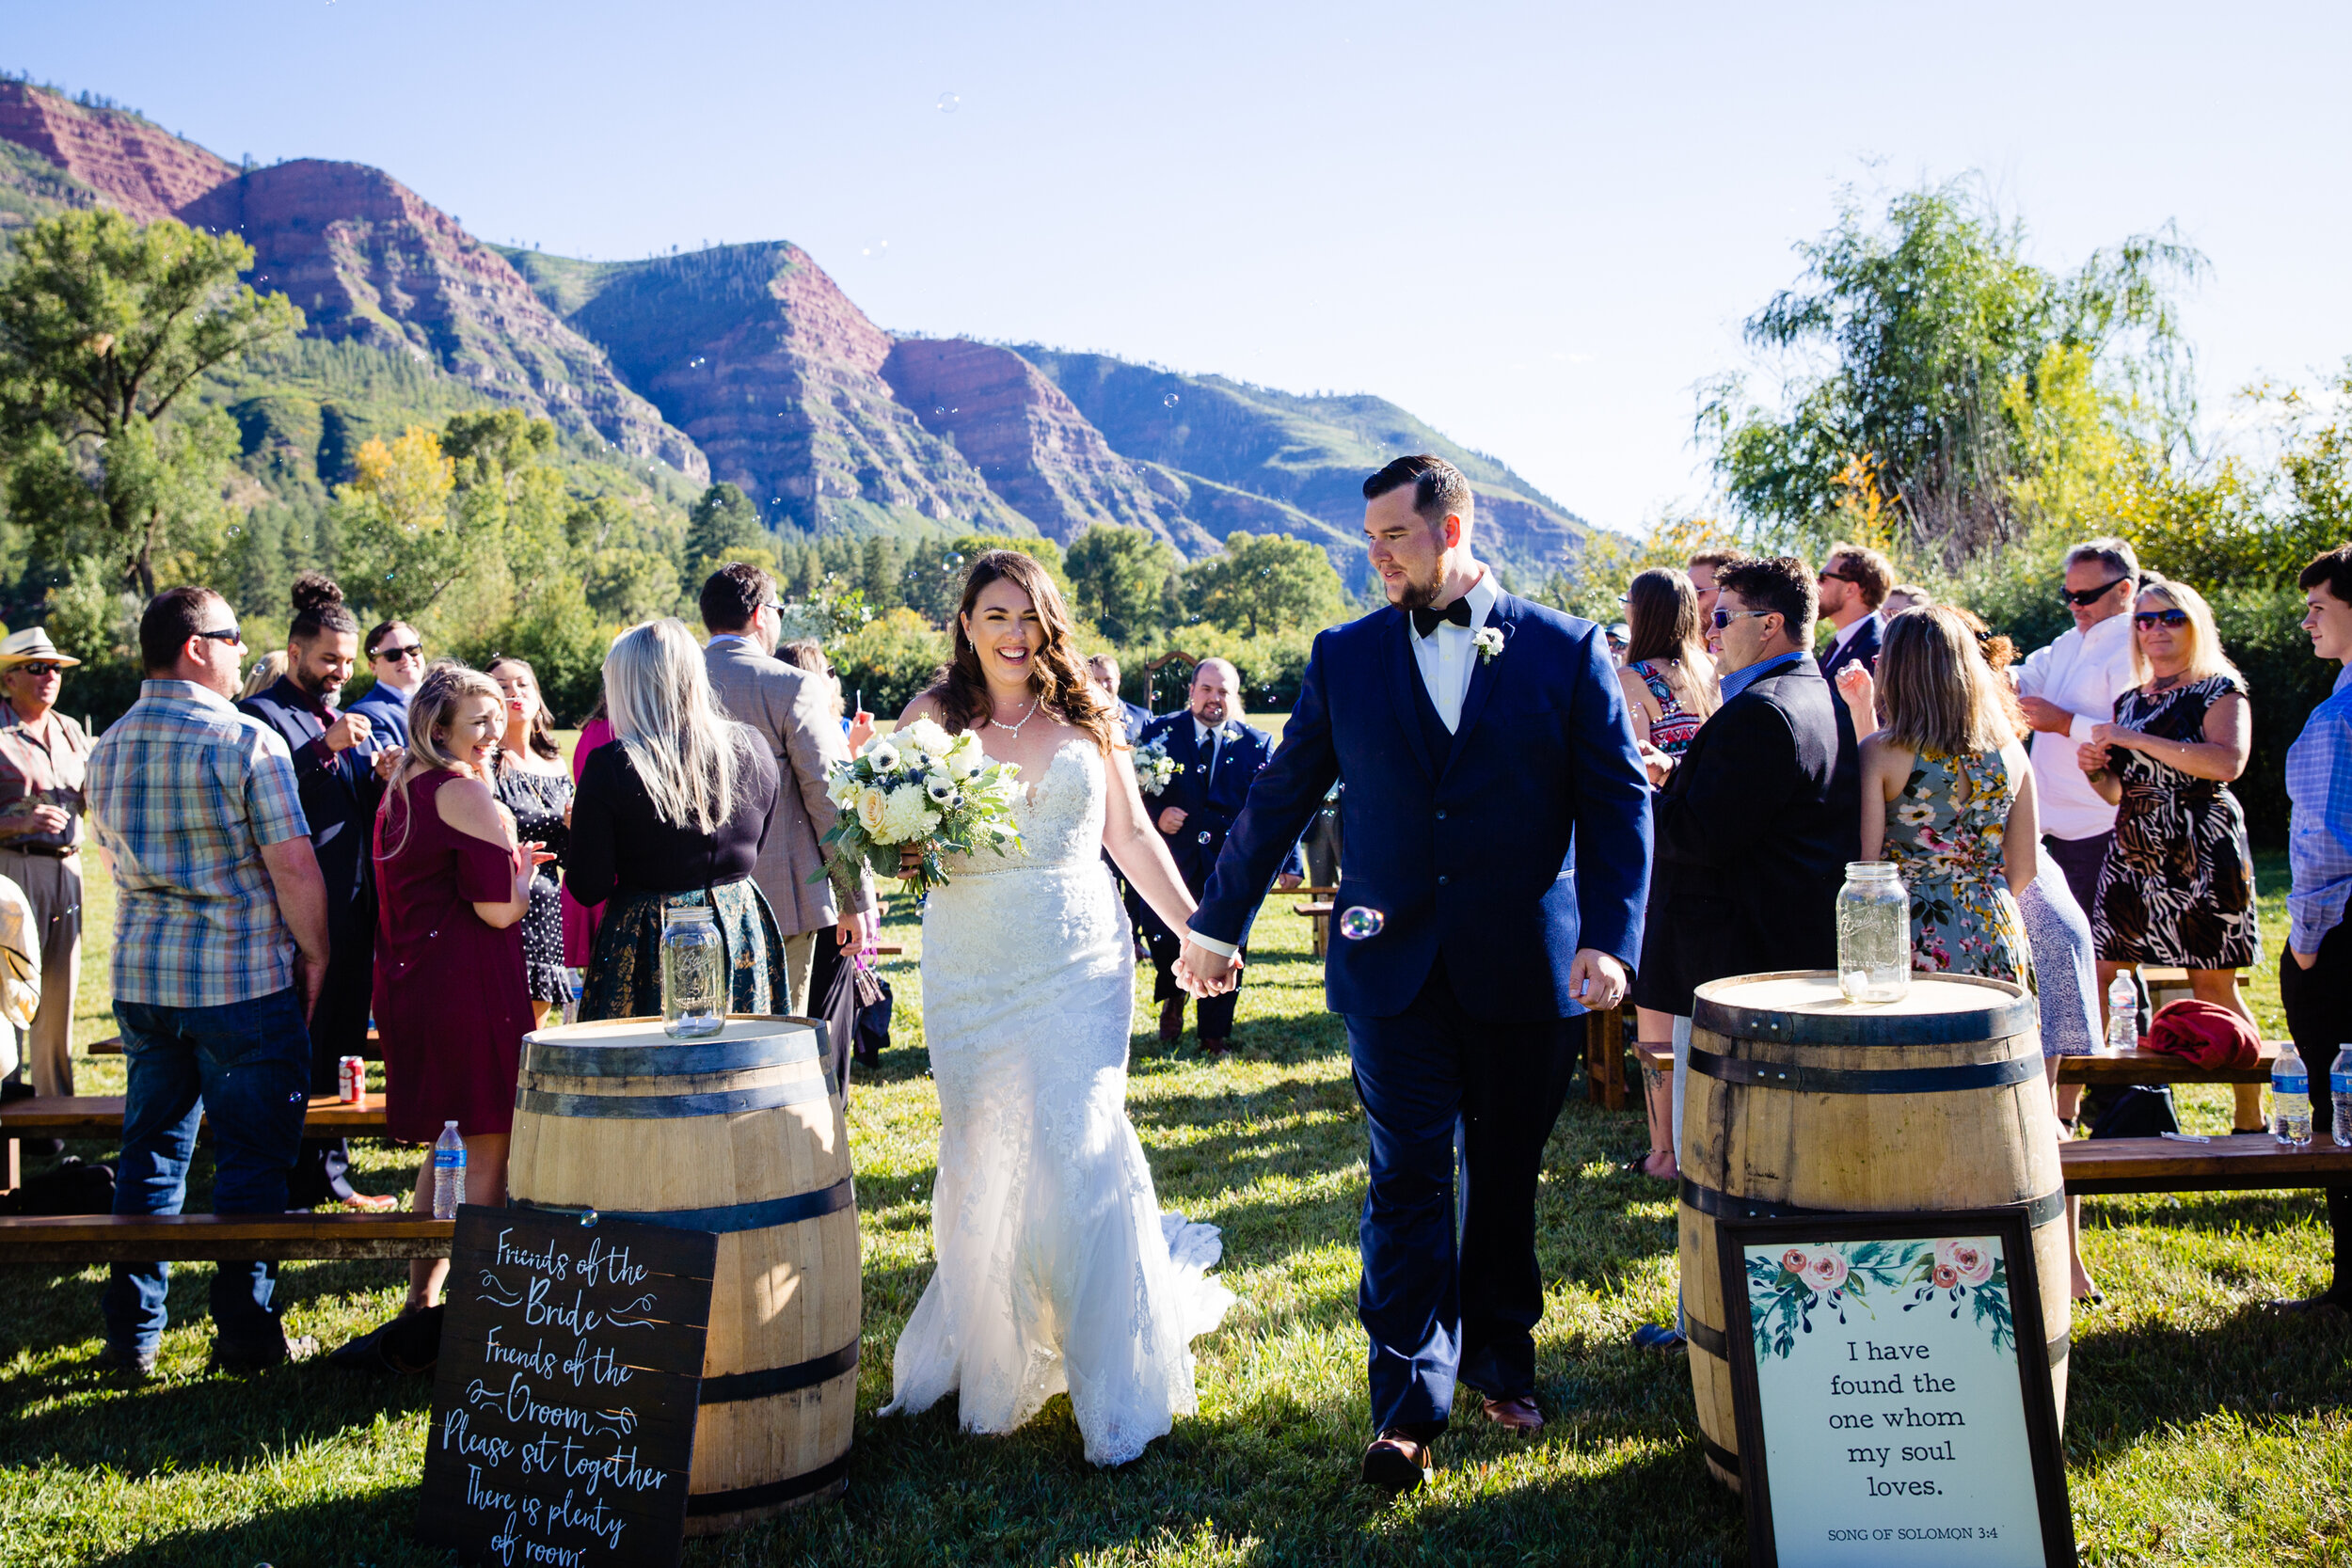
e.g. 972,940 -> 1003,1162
699,563 -> 878,1014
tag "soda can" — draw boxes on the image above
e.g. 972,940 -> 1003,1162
339,1055 -> 367,1104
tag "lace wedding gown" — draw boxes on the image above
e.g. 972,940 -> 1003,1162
882,737 -> 1234,1466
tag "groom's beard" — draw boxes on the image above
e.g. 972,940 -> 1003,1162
1388,558 -> 1445,610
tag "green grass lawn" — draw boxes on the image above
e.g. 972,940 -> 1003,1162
4,847 -> 2345,1565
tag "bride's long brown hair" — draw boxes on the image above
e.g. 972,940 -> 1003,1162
924,549 -> 1123,754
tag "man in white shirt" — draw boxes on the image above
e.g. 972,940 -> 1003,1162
1817,542 -> 1893,685
2014,539 -> 2141,919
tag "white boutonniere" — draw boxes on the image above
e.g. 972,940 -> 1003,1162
1472,626 -> 1504,664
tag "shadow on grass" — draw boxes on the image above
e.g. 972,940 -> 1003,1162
2064,1301 -> 2352,1457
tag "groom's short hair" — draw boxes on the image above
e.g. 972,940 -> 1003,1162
1363,454 -> 1472,531
1715,556 -> 1818,643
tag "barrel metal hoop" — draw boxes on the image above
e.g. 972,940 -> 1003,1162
521,1028 -> 820,1080
1685,1314 -> 1730,1360
1686,1045 -> 2042,1096
514,1076 -> 832,1118
2047,1329 -> 2069,1369
698,1340 -> 859,1405
1681,1178 -> 2065,1229
513,1176 -> 856,1235
1697,1429 -> 1740,1478
685,1449 -> 850,1515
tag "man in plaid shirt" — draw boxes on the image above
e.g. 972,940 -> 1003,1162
86,587 -> 332,1377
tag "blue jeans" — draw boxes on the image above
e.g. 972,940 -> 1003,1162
102,988 -> 311,1354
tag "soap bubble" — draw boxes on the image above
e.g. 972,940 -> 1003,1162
1163,393 -> 1180,408
1338,906 -> 1386,941
937,91 -> 960,113
933,405 -> 946,416
227,525 -> 242,538
1197,830 -> 1213,846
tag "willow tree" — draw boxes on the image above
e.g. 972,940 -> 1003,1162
1699,179 -> 2204,569
0,209 -> 301,595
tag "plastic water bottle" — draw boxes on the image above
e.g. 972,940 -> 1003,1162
2104,974 -> 2138,1053
2273,1056 -> 2313,1149
562,967 -> 584,1028
2332,1046 -> 2352,1149
431,1121 -> 467,1217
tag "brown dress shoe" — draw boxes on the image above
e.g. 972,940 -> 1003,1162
1482,1395 -> 1544,1434
1198,1036 -> 1230,1056
1361,1429 -> 1432,1491
1158,996 -> 1185,1045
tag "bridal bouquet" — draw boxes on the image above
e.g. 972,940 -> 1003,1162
819,719 -> 1024,896
1133,735 -> 1184,797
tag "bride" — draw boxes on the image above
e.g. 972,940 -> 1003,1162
881,549 -> 1236,1466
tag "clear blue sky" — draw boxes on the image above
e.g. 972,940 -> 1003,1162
10,2 -> 2349,534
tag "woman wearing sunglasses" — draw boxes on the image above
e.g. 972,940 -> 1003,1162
2076,579 -> 2263,1105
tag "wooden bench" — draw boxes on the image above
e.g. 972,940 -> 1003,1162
1584,1006 -> 1634,1111
0,1212 -> 453,1263
2062,1133 -> 2352,1195
1295,902 -> 1335,957
2,1094 -> 390,1194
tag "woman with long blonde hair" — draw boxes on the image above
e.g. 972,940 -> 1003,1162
1859,606 -> 2040,984
879,549 -> 1234,1468
566,619 -> 787,1020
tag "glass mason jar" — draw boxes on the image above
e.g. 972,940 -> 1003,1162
660,904 -> 726,1039
1836,861 -> 1912,1004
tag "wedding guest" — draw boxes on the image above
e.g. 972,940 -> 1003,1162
236,649 -> 288,702
1138,657 -> 1299,1055
373,663 -> 540,1312
487,657 -> 574,1025
89,588 -> 331,1376
236,574 -> 392,1212
0,628 -> 90,1100
2016,539 -> 2140,924
1883,583 -> 1932,617
780,639 -> 877,753
1089,654 -> 1151,744
573,618 -> 792,1019
561,695 -> 616,971
1635,554 -> 1859,1345
2076,578 -> 2264,1090
700,567 -> 875,1015
1817,541 -> 1893,684
1604,622 -> 1630,666
1859,607 -> 2037,985
349,620 -> 425,752
1614,567 -> 1716,1180
1686,548 -> 1737,624
2274,544 -> 2352,1316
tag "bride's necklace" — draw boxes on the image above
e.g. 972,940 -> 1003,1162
987,697 -> 1041,737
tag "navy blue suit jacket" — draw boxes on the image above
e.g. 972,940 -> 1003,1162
1118,701 -> 1150,746
1819,613 -> 1883,686
346,679 -> 411,754
1140,712 -> 1279,892
236,677 -> 381,925
1192,592 -> 1652,1022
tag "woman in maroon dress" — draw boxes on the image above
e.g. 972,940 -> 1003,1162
373,662 -> 547,1311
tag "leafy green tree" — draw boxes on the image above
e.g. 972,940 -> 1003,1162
1700,178 -> 2202,568
1065,524 -> 1177,642
1183,531 -> 1347,637
899,533 -> 1070,626
0,209 -> 302,594
332,426 -> 460,618
686,482 -> 766,577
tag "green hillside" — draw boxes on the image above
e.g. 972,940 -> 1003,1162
0,137 -> 98,237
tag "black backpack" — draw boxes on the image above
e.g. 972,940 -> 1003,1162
0,1156 -> 115,1215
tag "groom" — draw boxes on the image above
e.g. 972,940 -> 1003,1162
1182,455 -> 1651,1490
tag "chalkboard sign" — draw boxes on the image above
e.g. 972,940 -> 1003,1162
418,1204 -> 718,1568
1714,1207 -> 2075,1568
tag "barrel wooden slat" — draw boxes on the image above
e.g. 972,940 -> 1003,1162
1678,971 -> 2066,1494
505,1015 -> 858,1533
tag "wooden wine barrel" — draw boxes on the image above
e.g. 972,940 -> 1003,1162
505,1016 -> 859,1533
1678,972 -> 2066,1492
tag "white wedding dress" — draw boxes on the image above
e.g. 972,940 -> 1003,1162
882,737 -> 1234,1466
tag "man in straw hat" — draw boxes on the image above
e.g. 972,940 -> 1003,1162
0,626 -> 90,1100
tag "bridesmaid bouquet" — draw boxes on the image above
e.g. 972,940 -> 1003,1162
1133,735 -> 1183,797
821,718 -> 1024,895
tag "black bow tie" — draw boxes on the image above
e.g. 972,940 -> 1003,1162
1410,599 -> 1473,638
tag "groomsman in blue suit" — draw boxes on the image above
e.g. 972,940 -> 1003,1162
1182,456 -> 1651,1490
1138,657 -> 1298,1053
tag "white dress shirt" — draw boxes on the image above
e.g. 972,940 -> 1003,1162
2014,611 -> 2137,841
1829,610 -> 1883,659
1407,569 -> 1501,733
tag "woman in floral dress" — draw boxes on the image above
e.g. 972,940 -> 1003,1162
1858,607 -> 2039,986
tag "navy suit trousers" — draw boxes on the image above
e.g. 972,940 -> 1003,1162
1347,957 -> 1576,1437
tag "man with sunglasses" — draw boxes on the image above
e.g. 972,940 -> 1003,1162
2015,539 -> 2141,921
0,627 -> 90,1101
347,620 -> 424,754
1816,541 -> 1894,685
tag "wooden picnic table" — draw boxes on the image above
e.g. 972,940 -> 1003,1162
1,1094 -> 389,1133
2061,1133 -> 2352,1195
0,1212 -> 452,1264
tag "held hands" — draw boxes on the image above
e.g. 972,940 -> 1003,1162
323,711 -> 373,752
1175,938 -> 1240,998
1567,948 -> 1629,1013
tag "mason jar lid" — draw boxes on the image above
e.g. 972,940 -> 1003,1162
1844,861 -> 1900,880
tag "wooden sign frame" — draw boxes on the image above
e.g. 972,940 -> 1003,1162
1713,1206 -> 2075,1568
418,1204 -> 719,1568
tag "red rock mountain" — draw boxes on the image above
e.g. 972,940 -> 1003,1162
0,81 -> 234,222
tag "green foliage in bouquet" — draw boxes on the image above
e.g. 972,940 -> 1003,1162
818,717 -> 1025,897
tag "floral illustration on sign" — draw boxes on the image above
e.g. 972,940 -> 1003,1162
1472,626 -> 1504,664
1744,1237 -> 2015,1362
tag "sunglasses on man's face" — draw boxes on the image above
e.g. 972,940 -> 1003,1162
1710,609 -> 1774,630
13,663 -> 62,677
2060,578 -> 2131,607
373,642 -> 424,661
2133,609 -> 2191,629
193,628 -> 244,646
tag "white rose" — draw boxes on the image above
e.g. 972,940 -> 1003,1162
855,785 -> 889,836
898,718 -> 953,756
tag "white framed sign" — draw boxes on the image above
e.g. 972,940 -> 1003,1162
1714,1207 -> 2075,1568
